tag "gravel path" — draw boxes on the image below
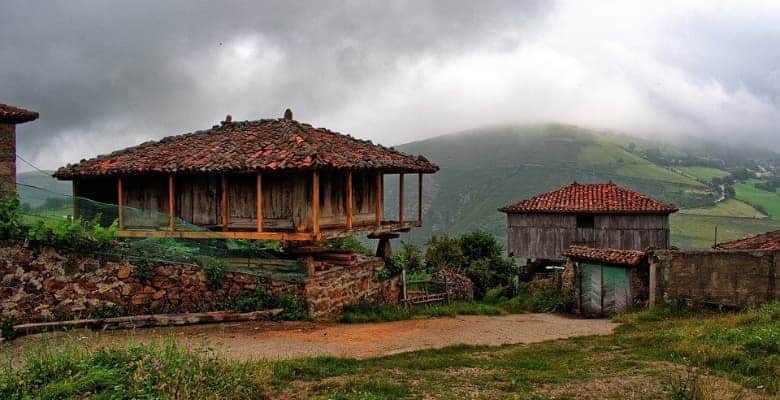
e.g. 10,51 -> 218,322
59,313 -> 617,360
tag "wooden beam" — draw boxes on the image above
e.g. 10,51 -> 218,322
312,170 -> 320,236
256,173 -> 263,232
345,171 -> 353,230
116,229 -> 315,241
398,173 -> 405,224
221,175 -> 229,232
418,173 -> 423,227
375,171 -> 383,227
168,175 -> 175,231
117,177 -> 124,230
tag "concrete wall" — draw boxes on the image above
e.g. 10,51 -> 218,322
649,249 -> 779,307
0,242 -> 399,323
0,123 -> 15,195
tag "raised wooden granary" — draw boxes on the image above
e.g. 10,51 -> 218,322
54,110 -> 438,242
499,182 -> 677,262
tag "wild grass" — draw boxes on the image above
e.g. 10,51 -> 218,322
4,302 -> 777,398
337,301 -> 502,323
0,337 -> 268,399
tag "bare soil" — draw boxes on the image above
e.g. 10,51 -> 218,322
15,313 -> 617,360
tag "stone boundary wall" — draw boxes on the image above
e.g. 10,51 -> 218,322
1,242 -> 399,323
649,249 -> 779,308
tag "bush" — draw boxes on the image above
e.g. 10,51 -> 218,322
326,236 -> 372,255
218,288 -> 308,321
0,193 -> 21,239
396,241 -> 425,273
459,230 -> 502,262
424,235 -> 465,271
202,257 -> 226,290
25,216 -> 118,252
89,304 -> 126,319
1,316 -> 17,341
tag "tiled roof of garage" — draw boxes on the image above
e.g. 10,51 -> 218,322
54,114 -> 438,179
563,245 -> 646,266
713,230 -> 780,251
499,182 -> 678,214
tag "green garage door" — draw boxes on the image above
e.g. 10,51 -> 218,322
579,263 -> 629,317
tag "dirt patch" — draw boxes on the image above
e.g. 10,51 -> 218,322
12,313 -> 616,361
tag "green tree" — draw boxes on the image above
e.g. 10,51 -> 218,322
424,235 -> 465,272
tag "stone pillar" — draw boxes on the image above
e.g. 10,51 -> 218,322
0,123 -> 15,195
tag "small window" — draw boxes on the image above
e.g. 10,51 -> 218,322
576,214 -> 594,229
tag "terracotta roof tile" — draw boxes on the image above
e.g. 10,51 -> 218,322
563,245 -> 645,266
713,230 -> 780,251
54,117 -> 438,179
499,182 -> 677,214
0,103 -> 38,124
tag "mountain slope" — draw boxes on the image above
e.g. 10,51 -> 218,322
392,124 -> 779,249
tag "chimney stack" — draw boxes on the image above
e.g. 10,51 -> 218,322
284,108 -> 293,120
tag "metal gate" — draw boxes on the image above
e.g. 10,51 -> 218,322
579,263 -> 629,317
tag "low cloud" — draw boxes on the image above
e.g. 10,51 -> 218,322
1,0 -> 779,170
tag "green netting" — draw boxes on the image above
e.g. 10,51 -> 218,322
12,181 -> 307,282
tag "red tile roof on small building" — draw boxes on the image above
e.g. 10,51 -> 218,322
713,230 -> 780,251
0,103 -> 38,124
499,182 -> 678,214
563,245 -> 645,266
54,115 -> 439,179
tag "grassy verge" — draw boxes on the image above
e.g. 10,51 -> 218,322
337,301 -> 503,323
275,302 -> 779,399
1,338 -> 267,399
4,302 -> 777,399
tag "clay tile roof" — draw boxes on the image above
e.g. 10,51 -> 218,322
563,245 -> 645,266
0,103 -> 39,124
713,230 -> 780,251
54,117 -> 439,179
499,182 -> 678,214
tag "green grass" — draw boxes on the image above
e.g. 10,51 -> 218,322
735,179 -> 780,219
5,303 -> 778,398
268,302 -> 780,398
0,338 -> 266,399
671,213 -> 780,249
676,166 -> 730,183
338,301 -> 503,323
679,198 -> 766,219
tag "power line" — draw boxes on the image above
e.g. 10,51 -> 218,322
16,154 -> 52,177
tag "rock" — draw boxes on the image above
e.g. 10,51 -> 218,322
152,290 -> 166,300
117,266 -> 132,279
131,294 -> 150,305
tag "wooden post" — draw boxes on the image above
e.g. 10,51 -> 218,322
375,171 -> 383,227
417,173 -> 423,227
168,175 -> 175,231
398,173 -> 405,224
345,171 -> 353,229
117,177 -> 124,230
221,175 -> 229,232
72,181 -> 80,220
312,170 -> 320,236
256,173 -> 263,232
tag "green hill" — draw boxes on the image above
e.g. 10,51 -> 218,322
16,170 -> 72,208
392,124 -> 780,250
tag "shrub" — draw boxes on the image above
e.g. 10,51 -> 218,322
89,304 -> 126,319
425,235 -> 465,271
395,241 -> 425,273
133,262 -> 154,283
25,216 -> 118,252
1,316 -> 17,341
202,257 -> 226,290
0,193 -> 21,239
459,230 -> 502,263
326,236 -> 372,255
273,293 -> 308,321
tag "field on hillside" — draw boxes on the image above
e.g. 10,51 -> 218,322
735,179 -> 780,219
676,166 -> 730,183
670,213 -> 780,249
679,199 -> 766,218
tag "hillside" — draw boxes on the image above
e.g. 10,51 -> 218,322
16,170 -> 71,208
392,124 -> 780,250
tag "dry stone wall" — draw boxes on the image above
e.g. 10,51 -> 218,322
649,249 -> 779,307
0,242 -> 398,323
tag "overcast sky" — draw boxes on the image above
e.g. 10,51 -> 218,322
2,0 -> 780,171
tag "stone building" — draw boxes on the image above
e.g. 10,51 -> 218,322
0,103 -> 38,195
562,245 -> 649,317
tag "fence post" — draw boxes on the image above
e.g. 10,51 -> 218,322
401,268 -> 407,305
444,275 -> 449,304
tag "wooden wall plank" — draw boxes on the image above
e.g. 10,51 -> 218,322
312,171 -> 320,235
257,173 -> 263,232
346,171 -> 353,229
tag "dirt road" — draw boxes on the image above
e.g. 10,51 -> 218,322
32,313 -> 616,360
